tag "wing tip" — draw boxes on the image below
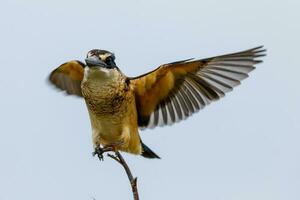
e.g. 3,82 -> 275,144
252,46 -> 267,64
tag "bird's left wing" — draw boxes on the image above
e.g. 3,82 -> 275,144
130,46 -> 266,129
49,60 -> 85,97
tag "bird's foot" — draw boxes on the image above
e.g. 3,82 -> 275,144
93,146 -> 114,161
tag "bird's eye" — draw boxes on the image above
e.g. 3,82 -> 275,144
106,57 -> 112,62
105,56 -> 115,66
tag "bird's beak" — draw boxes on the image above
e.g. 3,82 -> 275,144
85,56 -> 107,67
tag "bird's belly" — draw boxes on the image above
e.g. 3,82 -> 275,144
90,112 -> 127,146
88,105 -> 141,155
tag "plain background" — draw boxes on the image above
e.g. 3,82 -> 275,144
0,0 -> 299,200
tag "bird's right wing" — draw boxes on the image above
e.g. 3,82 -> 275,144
49,60 -> 85,97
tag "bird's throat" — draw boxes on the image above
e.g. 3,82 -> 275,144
83,66 -> 116,83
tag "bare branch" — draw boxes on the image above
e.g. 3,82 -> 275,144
95,147 -> 139,200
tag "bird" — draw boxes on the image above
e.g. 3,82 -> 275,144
49,46 -> 266,159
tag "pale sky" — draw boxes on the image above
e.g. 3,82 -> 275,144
0,0 -> 299,200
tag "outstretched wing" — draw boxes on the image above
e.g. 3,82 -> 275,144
49,60 -> 85,97
130,46 -> 266,129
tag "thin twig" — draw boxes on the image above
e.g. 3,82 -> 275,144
94,147 -> 139,200
107,152 -> 139,200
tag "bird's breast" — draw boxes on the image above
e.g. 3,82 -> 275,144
81,67 -> 129,115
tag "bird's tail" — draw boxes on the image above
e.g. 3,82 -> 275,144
141,142 -> 160,159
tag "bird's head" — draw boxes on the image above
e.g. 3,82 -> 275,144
85,49 -> 117,69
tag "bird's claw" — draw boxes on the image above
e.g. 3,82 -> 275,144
93,146 -> 105,161
93,146 -> 114,161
